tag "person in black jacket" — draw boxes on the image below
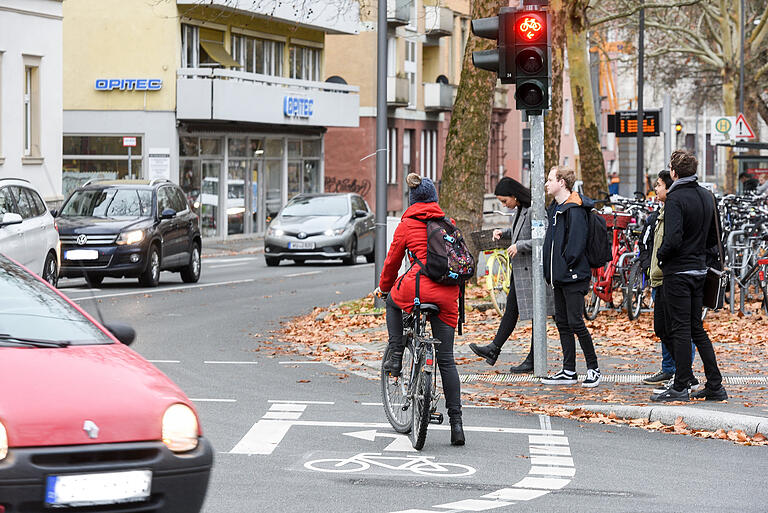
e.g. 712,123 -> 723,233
651,150 -> 727,402
541,166 -> 600,388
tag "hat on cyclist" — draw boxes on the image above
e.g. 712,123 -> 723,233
407,173 -> 438,205
495,177 -> 531,208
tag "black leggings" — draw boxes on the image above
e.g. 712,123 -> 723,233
492,272 -> 520,347
386,295 -> 462,420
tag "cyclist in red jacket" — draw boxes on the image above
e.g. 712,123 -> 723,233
377,173 -> 464,445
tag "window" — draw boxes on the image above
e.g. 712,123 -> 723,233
231,34 -> 285,76
172,188 -> 189,212
387,36 -> 396,77
158,187 -> 176,213
387,128 -> 398,184
351,195 -> 366,213
404,41 -> 417,109
181,24 -> 238,68
420,129 -> 437,181
9,186 -> 33,219
403,130 -> 413,177
181,24 -> 199,68
289,45 -> 321,81
23,65 -> 40,158
27,188 -> 47,216
0,187 -> 16,215
563,99 -> 571,135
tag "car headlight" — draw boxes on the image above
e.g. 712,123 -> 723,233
324,228 -> 346,237
162,404 -> 199,452
267,227 -> 284,237
116,229 -> 145,245
0,421 -> 7,461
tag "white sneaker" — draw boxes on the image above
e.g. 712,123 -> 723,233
582,368 -> 601,388
541,370 -> 577,385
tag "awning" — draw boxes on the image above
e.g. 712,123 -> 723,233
200,39 -> 240,68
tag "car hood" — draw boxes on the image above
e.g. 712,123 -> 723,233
57,216 -> 149,235
275,215 -> 347,232
0,344 -> 193,447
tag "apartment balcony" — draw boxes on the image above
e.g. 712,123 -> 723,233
387,0 -> 410,26
387,76 -> 409,107
177,68 -> 360,127
424,6 -> 453,37
423,82 -> 455,111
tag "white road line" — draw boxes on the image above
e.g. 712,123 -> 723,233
529,445 -> 571,456
263,411 -> 304,420
528,466 -> 576,477
278,361 -> 327,365
434,499 -> 512,510
147,360 -> 180,364
269,403 -> 307,412
530,455 -> 574,466
360,402 -> 383,406
528,435 -> 569,445
203,360 -> 259,365
190,398 -> 237,403
513,477 -> 571,490
267,400 -> 335,405
203,257 -> 259,264
284,270 -> 322,278
69,278 -> 256,301
284,420 -> 563,435
230,420 -> 294,455
207,262 -> 252,269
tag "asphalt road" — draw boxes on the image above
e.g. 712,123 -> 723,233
58,255 -> 768,512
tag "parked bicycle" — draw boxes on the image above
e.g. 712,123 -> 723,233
378,290 -> 443,450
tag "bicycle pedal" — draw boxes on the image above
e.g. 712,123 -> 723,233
429,412 -> 444,425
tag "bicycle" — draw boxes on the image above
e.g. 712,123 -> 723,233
378,290 -> 443,450
304,452 -> 476,476
470,211 -> 515,316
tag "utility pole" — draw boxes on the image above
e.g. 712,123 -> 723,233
374,0 -> 387,307
663,94 -> 671,167
636,2 -> 645,195
530,112 -> 547,377
740,0 -> 745,114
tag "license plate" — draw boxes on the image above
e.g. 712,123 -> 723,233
65,249 -> 99,260
289,242 -> 315,250
45,470 -> 152,506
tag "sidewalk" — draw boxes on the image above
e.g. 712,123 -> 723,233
277,287 -> 768,443
201,234 -> 264,258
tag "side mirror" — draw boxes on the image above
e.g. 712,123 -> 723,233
103,322 -> 136,346
0,213 -> 23,227
354,210 -> 367,219
50,209 -> 58,218
160,208 -> 177,220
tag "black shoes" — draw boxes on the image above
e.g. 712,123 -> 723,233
691,386 -> 728,401
450,419 -> 465,446
650,387 -> 690,402
510,357 -> 533,374
469,343 -> 501,366
382,348 -> 404,377
643,370 -> 674,385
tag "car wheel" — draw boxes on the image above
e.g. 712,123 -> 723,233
265,256 -> 280,267
42,251 -> 58,287
180,242 -> 201,283
139,245 -> 161,287
365,245 -> 375,264
342,237 -> 357,265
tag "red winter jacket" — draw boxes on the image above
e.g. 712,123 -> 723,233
379,202 -> 459,328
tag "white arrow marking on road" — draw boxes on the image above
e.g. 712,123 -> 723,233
343,429 -> 416,452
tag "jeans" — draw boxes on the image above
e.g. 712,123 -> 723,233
385,295 -> 462,420
653,286 -> 696,374
553,281 -> 598,372
662,273 -> 723,392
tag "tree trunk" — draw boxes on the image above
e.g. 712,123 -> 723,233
545,0 -> 565,174
565,1 -> 607,199
441,0 -> 507,254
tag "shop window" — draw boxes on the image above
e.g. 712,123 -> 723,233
303,160 -> 320,194
180,159 -> 201,213
62,135 -> 143,197
265,139 -> 283,158
302,139 -> 321,158
179,136 -> 199,157
200,137 -> 222,156
287,140 -> 301,159
228,137 -> 249,157
231,34 -> 284,76
289,45 -> 321,82
64,136 -> 143,155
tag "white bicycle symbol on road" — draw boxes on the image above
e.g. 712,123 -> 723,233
304,452 -> 476,477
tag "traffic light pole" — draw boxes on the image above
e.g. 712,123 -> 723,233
374,0 -> 387,307
529,113 -> 548,377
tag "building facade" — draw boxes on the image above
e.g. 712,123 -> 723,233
324,0 -> 513,214
63,0 -> 360,238
0,0 -> 63,203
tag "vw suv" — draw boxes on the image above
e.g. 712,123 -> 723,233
56,180 -> 201,287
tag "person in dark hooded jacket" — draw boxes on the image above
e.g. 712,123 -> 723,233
541,166 -> 601,388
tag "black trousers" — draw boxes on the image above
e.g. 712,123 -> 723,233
663,273 -> 723,391
492,272 -> 521,345
553,281 -> 598,372
653,285 -> 674,357
386,295 -> 462,420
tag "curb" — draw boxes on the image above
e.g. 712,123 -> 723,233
564,404 -> 768,436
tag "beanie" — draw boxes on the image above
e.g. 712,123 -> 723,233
407,173 -> 438,205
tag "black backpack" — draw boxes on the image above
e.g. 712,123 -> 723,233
585,210 -> 611,269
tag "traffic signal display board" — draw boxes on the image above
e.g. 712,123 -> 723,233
607,110 -> 661,137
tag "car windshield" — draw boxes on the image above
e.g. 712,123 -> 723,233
0,257 -> 113,346
281,196 -> 349,217
61,188 -> 153,218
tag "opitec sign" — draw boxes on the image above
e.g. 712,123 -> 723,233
95,79 -> 163,91
283,96 -> 314,119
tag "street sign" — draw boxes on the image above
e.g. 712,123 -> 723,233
122,136 -> 137,147
710,116 -> 736,144
734,113 -> 756,140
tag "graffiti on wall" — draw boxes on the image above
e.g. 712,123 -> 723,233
324,176 -> 371,198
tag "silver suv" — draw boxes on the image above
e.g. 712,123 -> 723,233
0,178 -> 60,286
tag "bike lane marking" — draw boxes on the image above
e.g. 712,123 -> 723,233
343,429 -> 416,452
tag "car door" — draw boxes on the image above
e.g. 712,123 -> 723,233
156,187 -> 180,267
351,195 -> 374,253
0,187 -> 26,264
170,186 -> 193,263
8,186 -> 39,268
20,187 -> 52,275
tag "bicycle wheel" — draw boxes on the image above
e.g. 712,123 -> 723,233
584,274 -> 601,320
410,461 -> 477,477
410,356 -> 432,451
381,343 -> 414,434
486,254 -> 509,316
304,458 -> 369,473
625,260 -> 645,320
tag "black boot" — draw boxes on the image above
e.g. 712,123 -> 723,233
509,352 -> 533,373
382,347 -> 404,377
469,343 -> 501,366
450,418 -> 465,446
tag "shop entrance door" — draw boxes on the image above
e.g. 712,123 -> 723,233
262,159 -> 282,226
201,161 -> 222,238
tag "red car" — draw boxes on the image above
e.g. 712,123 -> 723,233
0,254 -> 212,511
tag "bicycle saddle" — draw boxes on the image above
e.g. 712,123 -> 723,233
418,303 -> 440,316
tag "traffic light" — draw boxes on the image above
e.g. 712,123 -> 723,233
470,8 -> 516,84
511,9 -> 550,111
675,120 -> 683,133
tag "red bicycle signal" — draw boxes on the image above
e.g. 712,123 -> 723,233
516,14 -> 544,42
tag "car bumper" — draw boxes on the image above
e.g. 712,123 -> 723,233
264,233 -> 351,260
0,437 -> 213,512
59,243 -> 148,278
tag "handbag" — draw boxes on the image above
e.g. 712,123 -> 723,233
701,190 -> 726,310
